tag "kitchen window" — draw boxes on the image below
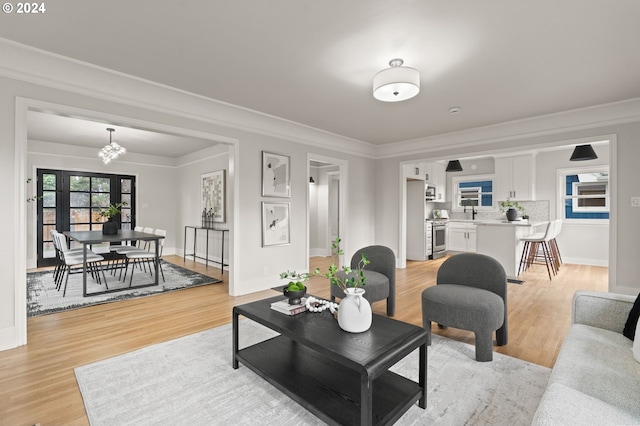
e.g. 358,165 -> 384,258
558,167 -> 609,220
452,175 -> 494,211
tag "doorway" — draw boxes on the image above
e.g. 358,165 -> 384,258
307,154 -> 347,267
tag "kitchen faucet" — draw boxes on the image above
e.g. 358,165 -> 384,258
464,205 -> 478,220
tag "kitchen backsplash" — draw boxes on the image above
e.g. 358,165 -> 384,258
427,200 -> 550,222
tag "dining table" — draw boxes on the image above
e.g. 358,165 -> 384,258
64,229 -> 165,297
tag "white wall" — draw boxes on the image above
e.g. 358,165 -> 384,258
175,145 -> 231,266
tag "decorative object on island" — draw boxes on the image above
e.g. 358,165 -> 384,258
569,144 -> 598,161
201,170 -> 226,226
446,160 -> 463,172
372,58 -> 420,102
262,202 -> 290,246
99,202 -> 126,235
262,151 -> 291,197
499,198 -> 525,221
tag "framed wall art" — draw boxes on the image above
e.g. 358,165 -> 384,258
262,202 -> 290,246
262,151 -> 290,197
201,170 -> 226,225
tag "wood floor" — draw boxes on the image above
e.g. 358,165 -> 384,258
1,254 -> 607,425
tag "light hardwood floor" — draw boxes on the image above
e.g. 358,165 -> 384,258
1,255 -> 607,425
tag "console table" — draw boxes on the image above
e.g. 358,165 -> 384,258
233,295 -> 427,425
183,226 -> 228,272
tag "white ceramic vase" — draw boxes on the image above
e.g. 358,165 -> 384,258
337,288 -> 372,333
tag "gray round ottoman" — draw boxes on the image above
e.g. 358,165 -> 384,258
422,284 -> 504,362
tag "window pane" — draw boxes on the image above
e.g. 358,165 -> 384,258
42,174 -> 56,190
70,192 -> 90,208
92,209 -> 104,223
92,193 -> 111,208
43,242 -> 56,259
42,208 -> 56,224
70,223 -> 91,232
71,208 -> 91,224
92,177 -> 110,192
121,207 -> 131,222
69,176 -> 90,191
121,194 -> 131,205
42,225 -> 56,240
121,178 -> 132,193
42,191 -> 56,208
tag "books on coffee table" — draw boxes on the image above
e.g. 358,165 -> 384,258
270,298 -> 307,315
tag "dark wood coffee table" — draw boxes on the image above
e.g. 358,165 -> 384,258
232,295 -> 427,426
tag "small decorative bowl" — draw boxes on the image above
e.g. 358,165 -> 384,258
283,287 -> 306,305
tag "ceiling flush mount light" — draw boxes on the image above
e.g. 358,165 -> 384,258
99,128 -> 126,164
570,144 -> 598,161
446,160 -> 463,172
373,58 -> 420,102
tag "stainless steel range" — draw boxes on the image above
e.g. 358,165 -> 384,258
430,218 -> 448,259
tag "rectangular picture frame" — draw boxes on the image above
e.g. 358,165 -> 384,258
262,201 -> 290,246
262,151 -> 291,197
201,170 -> 226,225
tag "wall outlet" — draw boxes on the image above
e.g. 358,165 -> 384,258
632,197 -> 640,208
263,266 -> 269,276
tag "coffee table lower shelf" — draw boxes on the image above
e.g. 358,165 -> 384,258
236,335 -> 422,426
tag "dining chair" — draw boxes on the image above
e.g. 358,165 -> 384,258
52,232 -> 108,296
121,229 -> 166,285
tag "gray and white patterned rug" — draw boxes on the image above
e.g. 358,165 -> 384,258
27,260 -> 221,317
75,320 -> 550,425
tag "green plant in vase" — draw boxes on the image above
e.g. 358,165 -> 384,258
499,199 -> 525,221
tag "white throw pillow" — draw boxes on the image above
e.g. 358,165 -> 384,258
634,317 -> 640,363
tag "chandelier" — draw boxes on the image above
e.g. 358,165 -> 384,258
99,128 -> 126,164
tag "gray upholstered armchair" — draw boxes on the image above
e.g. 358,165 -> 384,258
422,253 -> 508,361
330,245 -> 396,316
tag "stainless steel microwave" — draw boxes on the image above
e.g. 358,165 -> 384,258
425,185 -> 436,201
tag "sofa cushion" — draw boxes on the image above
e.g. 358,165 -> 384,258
549,324 -> 640,417
623,292 -> 640,340
532,383 -> 640,425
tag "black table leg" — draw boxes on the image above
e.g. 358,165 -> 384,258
360,372 -> 373,426
232,308 -> 239,369
419,341 -> 427,408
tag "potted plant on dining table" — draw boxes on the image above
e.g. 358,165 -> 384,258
99,202 -> 126,235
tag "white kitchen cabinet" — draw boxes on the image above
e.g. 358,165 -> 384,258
494,155 -> 535,201
425,162 -> 447,201
448,222 -> 476,252
404,162 -> 428,181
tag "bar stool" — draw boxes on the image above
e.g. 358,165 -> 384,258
518,221 -> 557,280
549,219 -> 563,270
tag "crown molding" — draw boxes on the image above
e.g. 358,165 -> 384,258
0,38 -> 375,159
376,97 -> 640,159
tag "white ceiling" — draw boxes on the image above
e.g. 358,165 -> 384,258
3,0 -> 640,153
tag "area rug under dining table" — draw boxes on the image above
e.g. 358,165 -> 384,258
75,319 -> 550,425
27,260 -> 222,317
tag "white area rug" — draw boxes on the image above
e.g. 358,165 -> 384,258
75,320 -> 550,425
27,260 -> 221,317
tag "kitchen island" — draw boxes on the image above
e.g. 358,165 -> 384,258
475,220 -> 544,278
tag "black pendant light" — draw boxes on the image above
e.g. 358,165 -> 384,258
446,160 -> 463,172
570,144 -> 598,161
